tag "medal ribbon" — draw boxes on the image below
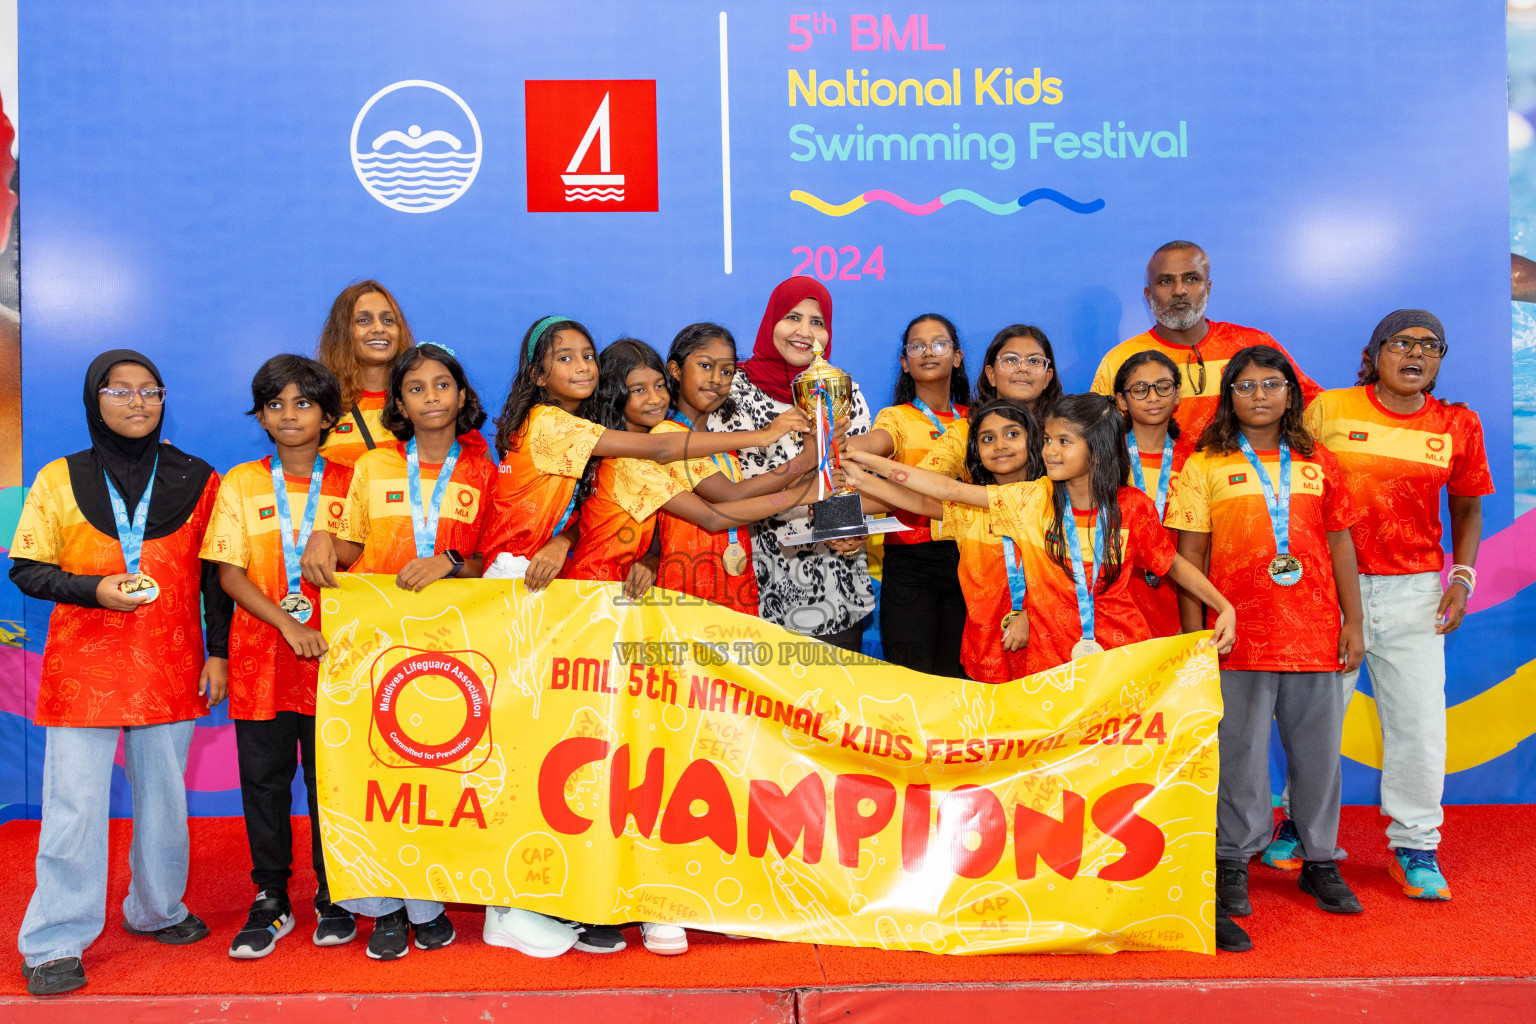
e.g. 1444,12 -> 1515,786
666,412 -> 739,545
1236,434 -> 1292,560
406,437 -> 461,560
810,384 -> 838,496
1127,431 -> 1175,520
910,398 -> 951,437
269,456 -> 325,596
103,453 -> 158,575
1063,505 -> 1107,644
1001,537 -> 1027,613
551,489 -> 580,538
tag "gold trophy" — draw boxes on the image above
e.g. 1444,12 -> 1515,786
790,338 -> 872,542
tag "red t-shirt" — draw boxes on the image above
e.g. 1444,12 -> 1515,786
481,405 -> 604,565
1125,431 -> 1197,638
937,500 -> 1029,684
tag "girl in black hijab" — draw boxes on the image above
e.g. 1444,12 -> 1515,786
9,349 -> 231,996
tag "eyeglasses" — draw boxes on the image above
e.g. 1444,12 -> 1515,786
1120,379 -> 1177,400
1185,349 -> 1207,395
1230,379 -> 1289,398
1383,334 -> 1447,358
98,386 -> 167,406
995,353 -> 1052,371
904,339 -> 955,357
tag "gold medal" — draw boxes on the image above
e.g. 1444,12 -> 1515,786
1071,637 -> 1104,659
118,572 -> 160,603
721,541 -> 748,577
1000,610 -> 1019,635
1267,553 -> 1303,586
279,592 -> 314,625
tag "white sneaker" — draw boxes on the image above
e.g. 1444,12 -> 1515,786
640,922 -> 688,955
482,906 -> 578,958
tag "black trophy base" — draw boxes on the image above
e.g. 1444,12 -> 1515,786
806,492 -> 869,542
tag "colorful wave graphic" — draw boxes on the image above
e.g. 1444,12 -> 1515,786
790,187 -> 1105,217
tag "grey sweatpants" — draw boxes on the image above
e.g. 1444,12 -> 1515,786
1217,669 -> 1344,862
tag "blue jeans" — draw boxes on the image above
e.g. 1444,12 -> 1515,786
19,720 -> 197,967
338,897 -> 445,924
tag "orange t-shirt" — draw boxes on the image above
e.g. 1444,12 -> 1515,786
481,405 -> 605,565
937,500 -> 1029,684
915,417 -> 973,481
647,420 -> 760,616
339,433 -> 496,574
986,479 -> 1175,675
1166,443 -> 1362,673
320,390 -> 388,468
12,459 -> 220,727
1091,321 -> 1323,439
874,402 -> 967,545
1125,431 -> 1197,638
200,456 -> 352,720
1303,387 -> 1494,576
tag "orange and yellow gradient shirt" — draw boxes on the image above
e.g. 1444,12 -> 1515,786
480,405 -> 605,565
200,456 -> 352,720
937,500 -> 1030,684
339,433 -> 496,574
1165,444 -> 1361,673
874,402 -> 966,545
647,419 -> 761,616
915,416 -> 973,482
1126,432 -> 1197,638
12,460 -> 220,727
1091,322 -> 1323,439
986,479 -> 1175,675
320,390 -> 388,468
1303,386 -> 1493,577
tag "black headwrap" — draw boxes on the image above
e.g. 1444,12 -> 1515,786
1366,309 -> 1445,364
65,348 -> 214,540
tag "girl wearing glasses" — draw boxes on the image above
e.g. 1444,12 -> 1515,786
1112,351 -> 1196,637
849,313 -> 971,676
10,350 -> 232,995
1166,345 -> 1366,947
1262,311 -> 1490,904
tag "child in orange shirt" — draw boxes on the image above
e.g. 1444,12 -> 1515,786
1166,345 -> 1367,950
848,393 -> 1235,674
845,399 -> 1039,683
1112,350 -> 1197,637
200,355 -> 356,958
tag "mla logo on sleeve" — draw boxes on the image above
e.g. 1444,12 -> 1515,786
524,80 -> 658,212
351,80 -> 482,213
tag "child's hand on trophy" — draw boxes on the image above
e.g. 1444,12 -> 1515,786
765,407 -> 813,441
831,415 -> 850,446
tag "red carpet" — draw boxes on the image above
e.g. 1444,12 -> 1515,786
0,805 -> 1532,997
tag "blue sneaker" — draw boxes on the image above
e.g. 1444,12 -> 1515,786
1390,847 -> 1450,901
1261,818 -> 1303,870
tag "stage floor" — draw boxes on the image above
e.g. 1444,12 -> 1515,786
0,806 -> 1532,1020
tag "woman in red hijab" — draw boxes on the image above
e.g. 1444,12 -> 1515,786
708,277 -> 875,650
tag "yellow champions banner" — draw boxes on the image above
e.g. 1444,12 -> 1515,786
315,575 -> 1222,955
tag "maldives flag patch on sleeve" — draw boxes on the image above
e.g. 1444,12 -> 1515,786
386,490 -> 404,503
258,506 -> 276,520
1228,473 -> 1247,485
1349,430 -> 1369,441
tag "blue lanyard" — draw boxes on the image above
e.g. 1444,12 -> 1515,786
666,412 -> 738,544
1236,435 -> 1292,558
910,398 -> 952,437
103,454 -> 158,574
1127,431 -> 1175,520
270,456 -> 325,594
552,489 -> 579,537
1063,505 -> 1106,643
1001,537 -> 1027,612
406,437 -> 461,559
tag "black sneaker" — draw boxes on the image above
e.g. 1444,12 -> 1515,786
557,919 -> 627,953
366,908 -> 411,960
1299,860 -> 1363,914
21,957 -> 87,996
123,912 -> 210,945
412,912 -> 456,951
313,897 -> 357,947
1216,859 -> 1252,917
1214,907 -> 1252,952
229,891 -> 294,959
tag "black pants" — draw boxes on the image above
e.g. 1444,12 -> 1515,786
815,617 -> 869,653
235,712 -> 325,898
879,540 -> 967,677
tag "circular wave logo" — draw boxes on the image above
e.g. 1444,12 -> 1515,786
351,80 -> 482,213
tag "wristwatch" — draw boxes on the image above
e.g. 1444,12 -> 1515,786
444,550 -> 465,577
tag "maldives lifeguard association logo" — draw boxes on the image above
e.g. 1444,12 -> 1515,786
524,80 -> 658,212
369,646 -> 496,773
351,80 -> 482,213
